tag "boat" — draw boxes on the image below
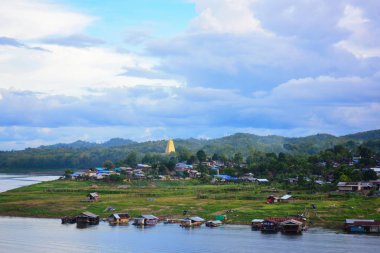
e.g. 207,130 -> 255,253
163,218 -> 182,224
133,214 -> 159,226
205,220 -> 222,227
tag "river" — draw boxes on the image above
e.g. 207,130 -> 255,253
0,173 -> 60,192
0,174 -> 379,252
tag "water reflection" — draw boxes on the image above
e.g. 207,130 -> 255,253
1,217 -> 378,253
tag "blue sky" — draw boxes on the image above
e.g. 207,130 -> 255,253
0,0 -> 380,150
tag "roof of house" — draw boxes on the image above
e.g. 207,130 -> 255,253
345,219 -> 375,224
185,216 -> 205,222
140,214 -> 158,220
280,194 -> 293,200
257,179 -> 269,182
80,212 -> 99,218
252,219 -> 264,223
280,219 -> 303,225
88,192 -> 99,197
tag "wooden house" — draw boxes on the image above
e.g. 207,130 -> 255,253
180,216 -> 205,227
108,213 -> 130,225
133,214 -> 158,226
76,212 -> 99,226
87,192 -> 100,201
280,219 -> 303,234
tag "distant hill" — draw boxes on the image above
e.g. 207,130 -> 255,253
38,138 -> 136,149
0,129 -> 379,172
342,129 -> 380,141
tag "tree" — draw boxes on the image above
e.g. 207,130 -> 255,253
102,160 -> 115,170
362,169 -> 378,181
125,152 -> 138,167
196,150 -> 207,163
212,153 -> 219,161
233,152 -> 243,164
64,169 -> 74,178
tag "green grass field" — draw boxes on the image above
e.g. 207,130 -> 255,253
0,179 -> 379,228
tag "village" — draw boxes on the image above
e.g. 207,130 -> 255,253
56,139 -> 380,235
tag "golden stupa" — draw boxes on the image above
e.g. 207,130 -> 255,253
165,139 -> 176,154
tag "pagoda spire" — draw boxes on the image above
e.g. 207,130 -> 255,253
165,139 -> 175,154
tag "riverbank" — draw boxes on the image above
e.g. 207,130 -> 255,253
0,179 -> 379,229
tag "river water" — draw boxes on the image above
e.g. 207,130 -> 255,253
0,217 -> 379,253
0,174 -> 379,252
0,173 -> 60,192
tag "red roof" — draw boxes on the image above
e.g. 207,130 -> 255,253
266,217 -> 299,222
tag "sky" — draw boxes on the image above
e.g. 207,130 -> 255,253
0,0 -> 380,150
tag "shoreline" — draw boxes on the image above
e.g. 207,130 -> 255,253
0,179 -> 378,231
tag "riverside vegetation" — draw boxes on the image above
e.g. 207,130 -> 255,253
0,179 -> 379,229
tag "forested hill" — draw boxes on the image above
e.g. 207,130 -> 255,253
1,130 -> 379,172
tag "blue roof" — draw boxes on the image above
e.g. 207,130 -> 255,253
215,175 -> 238,180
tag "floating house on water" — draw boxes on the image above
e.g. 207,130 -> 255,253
344,219 -> 380,233
133,215 -> 159,226
180,216 -> 205,227
76,212 -> 100,226
205,220 -> 222,227
108,213 -> 130,225
251,219 -> 264,230
280,219 -> 303,234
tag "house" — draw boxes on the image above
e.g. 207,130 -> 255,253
267,195 -> 279,204
76,212 -> 99,226
256,178 -> 269,184
137,164 -> 152,171
284,178 -> 298,184
337,182 -> 373,192
280,219 -> 303,234
279,194 -> 294,203
370,180 -> 380,191
180,216 -> 205,227
344,219 -> 380,233
175,163 -> 193,172
214,174 -> 238,182
133,214 -> 159,226
87,192 -> 99,201
370,167 -> 380,177
205,220 -> 222,227
188,170 -> 201,178
108,213 -> 130,225
251,219 -> 264,230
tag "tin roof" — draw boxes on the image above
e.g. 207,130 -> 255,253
280,194 -> 292,200
80,212 -> 99,218
345,219 -> 374,224
141,214 -> 158,220
252,219 -> 264,223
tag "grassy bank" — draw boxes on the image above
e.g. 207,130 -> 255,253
0,179 -> 379,228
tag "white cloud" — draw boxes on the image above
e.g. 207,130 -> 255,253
0,44 -> 181,96
335,4 -> 380,58
0,0 -> 94,40
189,0 -> 266,34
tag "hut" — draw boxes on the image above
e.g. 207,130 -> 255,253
205,220 -> 222,227
180,216 -> 205,227
76,212 -> 100,225
87,192 -> 99,201
266,195 -> 279,204
251,219 -> 264,230
280,219 -> 303,234
133,214 -> 159,226
108,213 -> 130,225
